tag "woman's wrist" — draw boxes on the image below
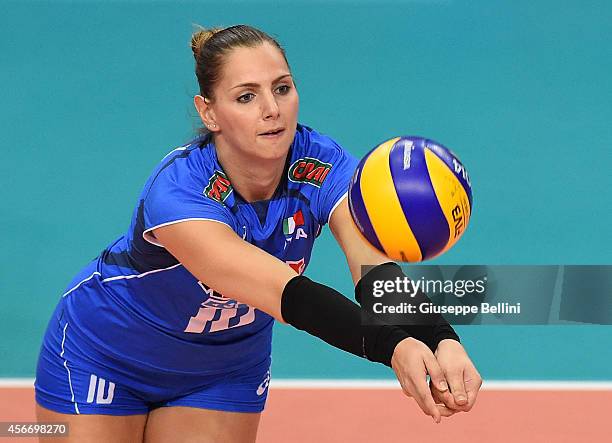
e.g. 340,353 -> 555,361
391,337 -> 421,363
434,338 -> 463,355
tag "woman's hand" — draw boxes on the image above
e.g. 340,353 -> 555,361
390,338 -> 457,423
429,339 -> 482,414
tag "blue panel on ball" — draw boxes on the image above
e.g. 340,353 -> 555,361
424,139 -> 473,208
388,137 -> 450,260
348,155 -> 385,254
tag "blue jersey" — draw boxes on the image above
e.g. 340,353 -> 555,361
57,124 -> 358,392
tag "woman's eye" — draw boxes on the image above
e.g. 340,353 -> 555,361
237,93 -> 254,103
276,85 -> 291,95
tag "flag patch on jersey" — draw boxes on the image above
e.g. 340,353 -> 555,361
204,170 -> 232,203
288,157 -> 332,187
283,210 -> 304,235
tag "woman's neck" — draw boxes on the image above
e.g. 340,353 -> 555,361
214,141 -> 287,202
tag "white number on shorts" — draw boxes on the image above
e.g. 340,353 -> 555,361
87,374 -> 115,404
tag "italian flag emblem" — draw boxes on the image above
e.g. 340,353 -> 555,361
283,210 -> 304,235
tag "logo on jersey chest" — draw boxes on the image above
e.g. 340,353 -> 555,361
204,170 -> 232,203
283,209 -> 308,242
288,157 -> 332,187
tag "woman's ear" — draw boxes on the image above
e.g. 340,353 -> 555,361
194,95 -> 219,131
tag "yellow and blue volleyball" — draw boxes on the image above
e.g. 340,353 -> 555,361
348,136 -> 473,262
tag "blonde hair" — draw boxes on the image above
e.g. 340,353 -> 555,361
190,27 -> 222,61
190,24 -> 290,101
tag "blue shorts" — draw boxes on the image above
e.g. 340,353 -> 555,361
35,306 -> 272,416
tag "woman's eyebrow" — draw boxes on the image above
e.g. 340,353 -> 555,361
230,74 -> 292,90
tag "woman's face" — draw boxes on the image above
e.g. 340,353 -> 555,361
205,42 -> 299,162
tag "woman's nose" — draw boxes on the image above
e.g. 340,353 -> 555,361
261,92 -> 280,120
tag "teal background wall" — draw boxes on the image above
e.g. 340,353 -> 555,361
1,0 -> 610,379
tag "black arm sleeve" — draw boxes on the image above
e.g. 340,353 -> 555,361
355,262 -> 460,352
281,275 -> 411,367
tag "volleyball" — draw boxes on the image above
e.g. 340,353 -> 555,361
348,136 -> 473,262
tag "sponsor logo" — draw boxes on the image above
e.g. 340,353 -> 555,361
452,158 -> 471,187
403,140 -> 415,170
256,369 -> 271,396
87,374 -> 115,405
286,258 -> 305,275
184,282 -> 256,333
196,282 -> 244,309
204,170 -> 233,203
451,204 -> 465,238
288,157 -> 332,187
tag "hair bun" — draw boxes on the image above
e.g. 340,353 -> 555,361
191,27 -> 222,60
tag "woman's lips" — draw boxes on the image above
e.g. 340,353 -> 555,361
259,129 -> 285,138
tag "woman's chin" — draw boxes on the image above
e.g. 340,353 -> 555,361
255,139 -> 292,160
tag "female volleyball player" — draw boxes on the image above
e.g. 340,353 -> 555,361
35,25 -> 481,442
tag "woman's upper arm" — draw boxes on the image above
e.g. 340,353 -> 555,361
329,198 -> 390,285
152,220 -> 297,322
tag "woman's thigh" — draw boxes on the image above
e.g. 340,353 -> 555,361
36,403 -> 148,443
144,406 -> 260,443
143,359 -> 271,442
